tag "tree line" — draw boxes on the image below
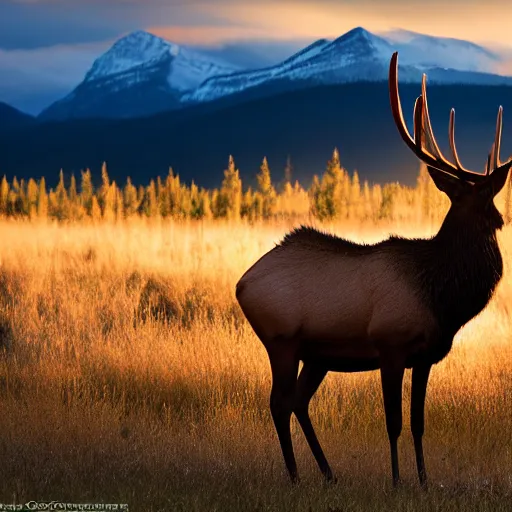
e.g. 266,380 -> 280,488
0,150 -> 511,223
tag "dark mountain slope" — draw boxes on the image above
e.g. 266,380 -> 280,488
0,103 -> 36,133
1,82 -> 511,189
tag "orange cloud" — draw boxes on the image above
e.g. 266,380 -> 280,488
149,25 -> 275,46
170,1 -> 512,47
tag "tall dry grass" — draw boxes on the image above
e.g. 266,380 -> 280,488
0,217 -> 510,512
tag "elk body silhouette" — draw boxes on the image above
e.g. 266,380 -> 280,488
235,52 -> 512,488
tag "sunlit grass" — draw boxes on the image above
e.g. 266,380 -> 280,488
0,218 -> 510,511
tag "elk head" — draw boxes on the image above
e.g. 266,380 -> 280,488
390,52 -> 512,231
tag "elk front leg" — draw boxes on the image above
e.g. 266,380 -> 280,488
380,358 -> 405,487
411,363 -> 431,489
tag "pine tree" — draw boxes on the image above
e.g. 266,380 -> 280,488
54,170 -> 69,220
282,181 -> 293,210
0,176 -> 8,216
156,176 -> 170,217
363,180 -> 372,220
211,189 -> 220,218
309,174 -> 322,219
104,182 -> 117,222
19,179 -> 29,215
136,186 -> 145,215
69,174 -> 77,201
37,178 -> 48,219
46,189 -> 56,218
142,180 -> 159,218
218,155 -> 242,220
252,191 -> 263,220
189,181 -> 201,219
372,184 -> 383,220
350,171 -> 362,219
9,177 -> 23,215
241,187 -> 254,220
81,169 -> 94,215
123,177 -> 139,217
68,173 -> 82,220
167,169 -> 182,218
115,185 -> 124,221
26,178 -> 38,218
91,196 -> 102,222
99,162 -> 115,220
380,183 -> 399,220
314,148 -> 345,220
11,177 -> 20,195
179,184 -> 192,218
199,189 -> 212,220
257,157 -> 277,219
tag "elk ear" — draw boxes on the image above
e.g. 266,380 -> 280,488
427,166 -> 464,199
486,161 -> 512,197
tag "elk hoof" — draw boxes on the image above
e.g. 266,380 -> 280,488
324,473 -> 338,485
289,473 -> 300,485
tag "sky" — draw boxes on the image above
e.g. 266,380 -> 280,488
1,0 -> 512,113
2,0 -> 512,50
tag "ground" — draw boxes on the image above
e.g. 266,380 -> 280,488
0,219 -> 510,511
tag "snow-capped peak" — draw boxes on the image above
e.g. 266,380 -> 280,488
85,31 -> 172,82
183,26 -> 394,104
83,30 -> 238,91
336,26 -> 372,42
184,25 -> 512,106
380,29 -> 502,73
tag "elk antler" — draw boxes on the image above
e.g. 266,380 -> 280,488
389,52 -> 511,183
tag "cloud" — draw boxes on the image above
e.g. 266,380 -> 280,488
193,0 -> 512,46
150,24 -> 304,46
0,1 -> 193,49
0,40 -> 110,113
1,0 -> 512,49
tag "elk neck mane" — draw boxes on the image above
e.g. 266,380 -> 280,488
278,226 -> 374,253
278,224 -> 503,335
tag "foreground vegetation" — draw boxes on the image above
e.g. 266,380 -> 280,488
0,212 -> 510,511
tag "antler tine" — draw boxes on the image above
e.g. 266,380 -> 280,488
421,74 -> 450,163
389,52 -> 418,155
449,109 -> 465,171
413,95 -> 425,150
490,106 -> 503,171
448,108 -> 489,182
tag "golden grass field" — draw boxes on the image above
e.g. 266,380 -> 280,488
0,217 -> 510,511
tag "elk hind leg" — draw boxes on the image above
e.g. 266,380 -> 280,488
294,362 -> 334,481
267,342 -> 300,482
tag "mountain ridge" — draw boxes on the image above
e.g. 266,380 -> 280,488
38,27 -> 512,122
39,31 -> 238,121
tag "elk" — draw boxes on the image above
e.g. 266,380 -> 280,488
235,52 -> 512,489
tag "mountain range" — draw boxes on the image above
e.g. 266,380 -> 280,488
35,27 -> 512,121
1,27 -> 512,189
